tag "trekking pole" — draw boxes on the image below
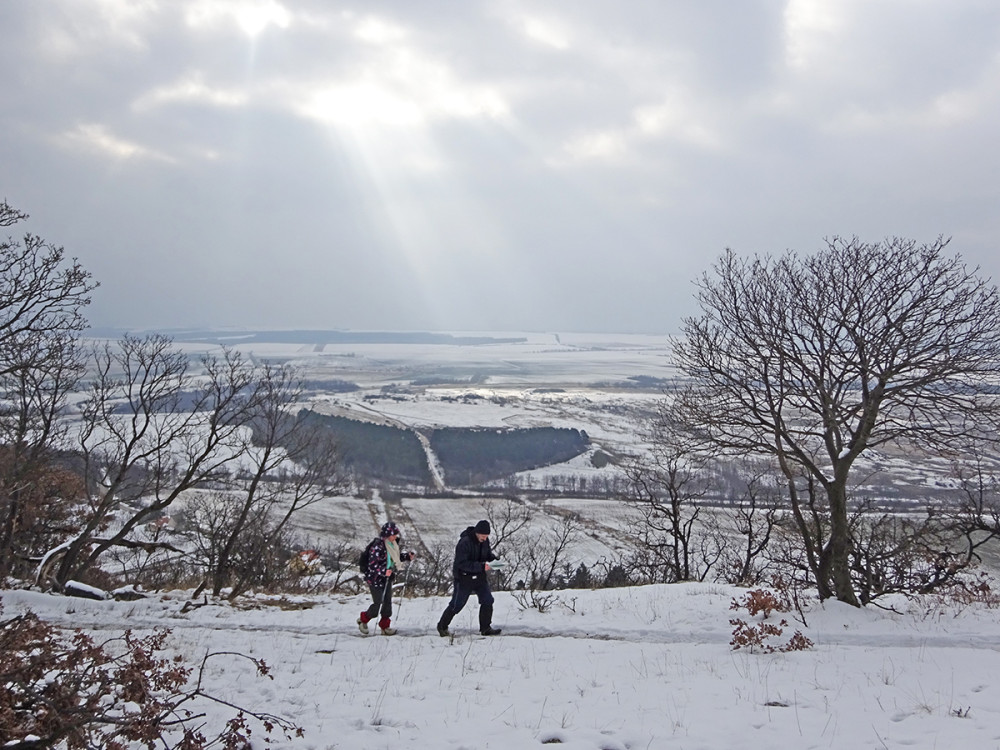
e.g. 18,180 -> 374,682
392,561 -> 414,620
378,571 -> 391,612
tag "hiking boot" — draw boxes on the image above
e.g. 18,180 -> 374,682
380,626 -> 398,636
437,605 -> 456,637
357,617 -> 369,635
479,604 -> 500,636
378,617 -> 396,636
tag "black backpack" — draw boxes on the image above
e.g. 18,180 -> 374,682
358,539 -> 378,573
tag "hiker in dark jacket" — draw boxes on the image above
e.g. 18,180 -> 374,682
358,521 -> 415,636
437,520 -> 501,636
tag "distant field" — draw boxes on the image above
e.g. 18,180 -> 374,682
102,330 -> 972,567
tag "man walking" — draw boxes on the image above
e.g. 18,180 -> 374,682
437,520 -> 502,636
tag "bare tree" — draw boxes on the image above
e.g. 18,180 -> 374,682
0,201 -> 96,578
717,460 -> 781,585
502,512 -> 581,611
672,237 -> 1000,605
624,396 -> 716,582
0,200 -> 95,371
46,335 -> 262,591
181,490 -> 298,598
928,444 -> 1000,590
41,336 -> 345,597
0,335 -> 88,578
480,496 -> 534,591
203,363 -> 344,599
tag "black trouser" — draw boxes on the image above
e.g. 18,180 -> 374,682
364,580 -> 392,621
439,575 -> 494,630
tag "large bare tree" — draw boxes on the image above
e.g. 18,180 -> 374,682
201,363 -> 344,599
43,335 -> 345,597
0,201 -> 96,578
671,237 -> 1000,605
47,335 -> 263,591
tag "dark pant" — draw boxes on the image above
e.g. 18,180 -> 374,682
447,575 -> 494,613
364,580 -> 392,621
439,576 -> 494,632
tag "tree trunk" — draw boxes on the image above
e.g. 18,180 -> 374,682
825,482 -> 859,606
0,490 -> 20,579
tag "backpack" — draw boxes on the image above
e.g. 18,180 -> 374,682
358,539 -> 378,573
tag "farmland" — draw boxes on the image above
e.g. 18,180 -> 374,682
139,329 -> 969,572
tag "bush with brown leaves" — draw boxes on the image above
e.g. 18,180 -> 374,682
728,588 -> 814,654
0,601 -> 302,749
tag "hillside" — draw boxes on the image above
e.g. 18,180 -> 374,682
5,581 -> 1000,749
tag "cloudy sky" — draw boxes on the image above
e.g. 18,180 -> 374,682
3,1 -> 1000,334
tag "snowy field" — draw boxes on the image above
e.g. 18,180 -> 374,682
6,581 -> 1000,749
138,330 -> 971,580
155,329 -> 961,502
163,331 -> 680,389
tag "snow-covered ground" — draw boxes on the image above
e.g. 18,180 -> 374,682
100,330 -> 963,503
6,581 -> 1000,749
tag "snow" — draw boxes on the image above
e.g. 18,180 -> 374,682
62,580 -> 108,600
5,581 -> 1000,749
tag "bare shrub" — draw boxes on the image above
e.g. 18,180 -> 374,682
591,554 -> 647,588
922,570 -> 1000,615
511,586 -> 557,613
179,492 -> 298,598
402,542 -> 453,597
848,505 -> 948,602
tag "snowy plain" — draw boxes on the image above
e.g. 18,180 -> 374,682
6,580 -> 1000,750
162,329 -> 958,503
168,329 -> 965,576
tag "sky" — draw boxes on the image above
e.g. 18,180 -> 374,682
6,580 -> 1000,749
3,1 -> 1000,335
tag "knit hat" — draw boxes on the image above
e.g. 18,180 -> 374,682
474,520 -> 490,535
380,521 -> 401,538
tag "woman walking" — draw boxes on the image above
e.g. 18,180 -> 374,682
357,521 -> 415,636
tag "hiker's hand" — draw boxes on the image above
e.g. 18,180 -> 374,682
484,563 -> 491,572
385,569 -> 393,576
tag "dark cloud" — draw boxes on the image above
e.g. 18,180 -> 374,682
2,0 -> 999,334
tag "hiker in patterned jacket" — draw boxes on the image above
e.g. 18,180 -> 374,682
436,520 -> 502,637
357,521 -> 415,636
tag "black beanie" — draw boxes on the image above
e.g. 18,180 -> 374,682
474,520 -> 490,535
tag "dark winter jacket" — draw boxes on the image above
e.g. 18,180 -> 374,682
363,537 -> 412,588
452,526 -> 497,581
